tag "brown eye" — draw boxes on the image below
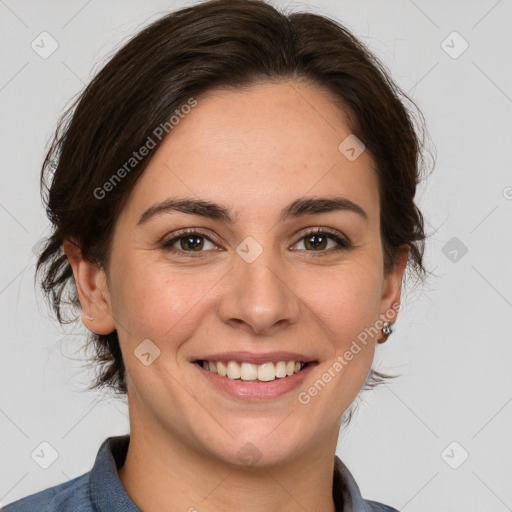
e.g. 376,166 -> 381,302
292,229 -> 351,253
303,233 -> 330,251
161,230 -> 220,257
176,234 -> 205,251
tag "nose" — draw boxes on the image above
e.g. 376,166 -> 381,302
218,246 -> 302,336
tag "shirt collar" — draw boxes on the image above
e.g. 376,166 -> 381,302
89,435 -> 369,512
334,455 -> 374,512
89,435 -> 141,512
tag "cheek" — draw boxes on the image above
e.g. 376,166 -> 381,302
295,292 -> 379,437
109,253 -> 222,350
298,260 -> 382,397
302,260 -> 383,343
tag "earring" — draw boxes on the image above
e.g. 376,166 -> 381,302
85,315 -> 94,321
382,321 -> 392,337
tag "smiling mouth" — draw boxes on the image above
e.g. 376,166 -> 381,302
195,360 -> 313,382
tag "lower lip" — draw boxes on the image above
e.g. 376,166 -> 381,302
193,362 -> 316,401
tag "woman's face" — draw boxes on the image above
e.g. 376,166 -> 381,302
81,81 -> 406,466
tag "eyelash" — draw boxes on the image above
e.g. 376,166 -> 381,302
160,227 -> 351,258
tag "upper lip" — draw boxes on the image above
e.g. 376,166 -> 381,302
193,351 -> 317,365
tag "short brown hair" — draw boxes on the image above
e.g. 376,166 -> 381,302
36,0 -> 433,396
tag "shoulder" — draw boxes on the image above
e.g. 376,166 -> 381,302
1,472 -> 92,512
364,499 -> 401,512
2,435 -> 131,512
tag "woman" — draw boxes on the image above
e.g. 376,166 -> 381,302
3,0 -> 430,510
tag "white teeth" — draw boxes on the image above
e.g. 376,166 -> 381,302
258,363 -> 275,382
217,361 -> 227,377
240,362 -> 258,381
200,360 -> 306,381
275,361 -> 287,378
227,361 -> 241,379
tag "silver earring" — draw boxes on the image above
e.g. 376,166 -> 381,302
382,321 -> 392,336
85,315 -> 94,321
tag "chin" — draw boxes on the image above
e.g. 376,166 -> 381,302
200,426 -> 310,469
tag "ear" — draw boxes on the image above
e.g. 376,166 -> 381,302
62,239 -> 117,335
378,245 -> 409,331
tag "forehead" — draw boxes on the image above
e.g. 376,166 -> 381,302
119,81 -> 380,226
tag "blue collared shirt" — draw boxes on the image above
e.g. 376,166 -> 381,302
2,435 -> 399,511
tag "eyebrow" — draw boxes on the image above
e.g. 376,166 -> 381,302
137,195 -> 368,226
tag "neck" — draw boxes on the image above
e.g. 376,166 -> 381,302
118,403 -> 340,512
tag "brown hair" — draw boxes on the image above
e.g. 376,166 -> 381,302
36,0 -> 433,397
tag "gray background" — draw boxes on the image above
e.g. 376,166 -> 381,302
1,1 -> 511,510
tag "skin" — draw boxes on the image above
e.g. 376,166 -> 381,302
64,80 -> 408,512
